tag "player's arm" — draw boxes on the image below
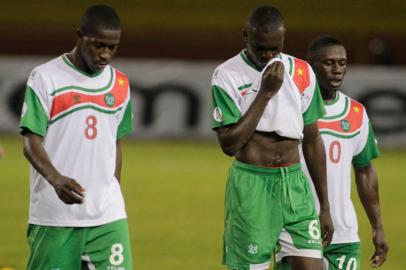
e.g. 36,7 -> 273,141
302,122 -> 333,247
115,140 -> 122,183
216,62 -> 284,156
23,131 -> 85,204
354,164 -> 388,267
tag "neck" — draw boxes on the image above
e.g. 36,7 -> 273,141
66,48 -> 94,75
321,88 -> 337,102
244,50 -> 263,71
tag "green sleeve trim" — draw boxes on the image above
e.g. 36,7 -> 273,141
352,123 -> 380,167
211,85 -> 241,129
303,83 -> 326,125
117,100 -> 134,139
19,86 -> 48,136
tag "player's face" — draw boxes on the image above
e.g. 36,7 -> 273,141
313,45 -> 347,91
244,25 -> 285,70
79,27 -> 121,73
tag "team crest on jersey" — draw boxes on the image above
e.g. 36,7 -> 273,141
72,94 -> 81,104
340,119 -> 351,132
213,107 -> 223,122
104,93 -> 115,107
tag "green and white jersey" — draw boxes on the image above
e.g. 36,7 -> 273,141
20,54 -> 134,227
211,50 -> 325,139
301,91 -> 380,244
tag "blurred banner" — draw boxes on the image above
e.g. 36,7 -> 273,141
1,55 -> 405,147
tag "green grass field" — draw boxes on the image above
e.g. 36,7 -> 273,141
0,135 -> 405,269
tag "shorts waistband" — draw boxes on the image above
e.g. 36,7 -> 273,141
233,160 -> 301,175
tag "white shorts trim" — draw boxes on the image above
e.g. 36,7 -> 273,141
82,254 -> 96,270
249,261 -> 271,270
275,229 -> 322,262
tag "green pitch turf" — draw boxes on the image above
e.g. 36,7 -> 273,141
0,136 -> 405,269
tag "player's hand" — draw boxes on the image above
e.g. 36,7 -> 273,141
319,208 -> 334,247
259,61 -> 284,98
49,174 -> 85,204
370,228 -> 388,267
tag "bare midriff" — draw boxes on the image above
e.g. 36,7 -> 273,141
236,131 -> 300,167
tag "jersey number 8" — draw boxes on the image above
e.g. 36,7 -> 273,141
85,115 -> 98,140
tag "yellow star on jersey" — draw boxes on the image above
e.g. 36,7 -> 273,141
297,68 -> 304,76
118,78 -> 125,86
354,106 -> 360,113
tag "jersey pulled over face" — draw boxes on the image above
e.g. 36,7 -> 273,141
301,91 -> 379,244
211,50 -> 325,140
20,54 -> 134,227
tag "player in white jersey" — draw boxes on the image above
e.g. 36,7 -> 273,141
275,37 -> 388,270
20,5 -> 134,269
211,6 -> 333,270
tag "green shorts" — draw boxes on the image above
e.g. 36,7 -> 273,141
26,219 -> 132,270
223,161 -> 322,270
275,242 -> 360,270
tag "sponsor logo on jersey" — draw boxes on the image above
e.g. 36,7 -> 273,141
247,243 -> 259,255
213,107 -> 223,122
340,119 -> 351,132
104,93 -> 116,107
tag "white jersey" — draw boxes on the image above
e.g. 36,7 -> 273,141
20,54 -> 134,227
301,91 -> 380,244
211,50 -> 325,135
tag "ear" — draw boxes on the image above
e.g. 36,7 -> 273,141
242,28 -> 248,43
76,28 -> 84,38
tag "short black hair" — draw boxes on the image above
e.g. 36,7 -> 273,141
307,36 -> 344,63
80,5 -> 121,36
245,5 -> 284,33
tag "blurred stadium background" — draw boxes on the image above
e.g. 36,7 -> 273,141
0,0 -> 405,269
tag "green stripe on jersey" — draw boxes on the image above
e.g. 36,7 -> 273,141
49,104 -> 123,125
50,67 -> 114,96
303,83 -> 326,125
20,86 -> 49,136
352,123 -> 380,167
117,101 -> 134,139
320,130 -> 360,139
321,96 -> 349,120
238,83 -> 253,91
288,57 -> 293,76
211,85 -> 241,129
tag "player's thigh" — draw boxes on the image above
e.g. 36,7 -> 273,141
83,219 -> 133,270
223,162 -> 284,270
278,173 -> 323,260
323,243 -> 360,270
26,224 -> 84,270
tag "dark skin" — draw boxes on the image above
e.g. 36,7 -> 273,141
22,25 -> 122,204
311,44 -> 388,267
216,24 -> 333,270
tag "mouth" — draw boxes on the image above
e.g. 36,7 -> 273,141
329,79 -> 342,87
95,62 -> 108,69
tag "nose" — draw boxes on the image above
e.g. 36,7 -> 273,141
332,63 -> 344,74
100,48 -> 112,61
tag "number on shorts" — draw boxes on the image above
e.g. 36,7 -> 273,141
329,141 -> 341,164
109,243 -> 124,266
308,220 -> 321,240
336,255 -> 357,270
85,115 -> 98,140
